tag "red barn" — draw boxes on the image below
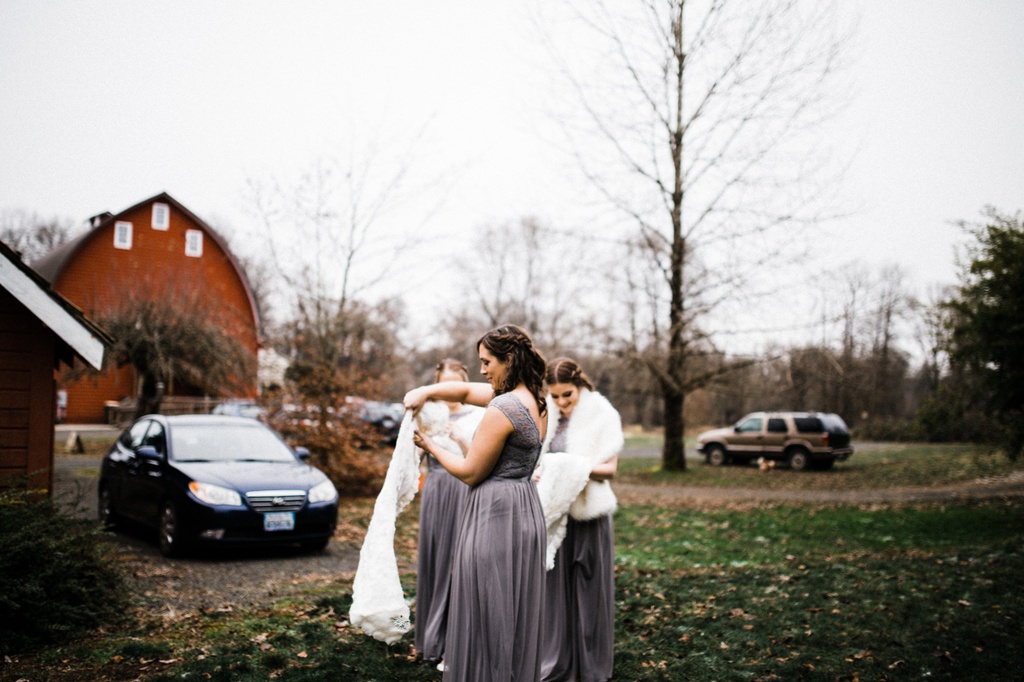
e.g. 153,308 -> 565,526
1,240 -> 108,492
33,193 -> 260,423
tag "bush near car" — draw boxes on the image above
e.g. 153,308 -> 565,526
1,489 -> 127,651
697,411 -> 853,471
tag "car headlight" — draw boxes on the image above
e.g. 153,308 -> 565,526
189,481 -> 243,507
308,479 -> 337,504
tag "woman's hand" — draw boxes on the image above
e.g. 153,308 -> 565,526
403,386 -> 432,414
412,429 -> 434,453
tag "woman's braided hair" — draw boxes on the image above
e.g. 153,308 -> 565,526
545,357 -> 594,391
477,324 -> 548,417
434,358 -> 469,383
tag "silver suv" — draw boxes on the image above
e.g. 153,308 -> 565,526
697,412 -> 853,471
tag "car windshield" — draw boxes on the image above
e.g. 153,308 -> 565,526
170,423 -> 297,463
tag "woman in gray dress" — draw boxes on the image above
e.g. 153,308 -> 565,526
540,357 -> 621,682
414,358 -> 482,665
404,325 -> 548,682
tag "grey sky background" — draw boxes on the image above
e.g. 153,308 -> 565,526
2,1 -> 1022,354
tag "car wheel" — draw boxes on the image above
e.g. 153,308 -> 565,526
787,448 -> 810,471
158,501 -> 187,557
706,445 -> 729,467
98,485 -> 120,528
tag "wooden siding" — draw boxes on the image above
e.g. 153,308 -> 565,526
52,198 -> 259,422
0,287 -> 56,492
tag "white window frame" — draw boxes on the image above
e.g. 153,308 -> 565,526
114,221 -> 133,250
185,229 -> 203,258
151,202 -> 170,230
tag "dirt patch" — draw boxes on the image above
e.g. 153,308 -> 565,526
616,469 -> 1024,508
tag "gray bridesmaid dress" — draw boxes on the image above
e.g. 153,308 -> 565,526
541,417 -> 616,682
414,449 -> 469,662
442,393 -> 546,682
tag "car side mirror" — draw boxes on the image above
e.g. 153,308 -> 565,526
294,446 -> 311,461
136,445 -> 162,466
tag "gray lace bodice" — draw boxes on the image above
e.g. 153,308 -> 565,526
488,393 -> 543,480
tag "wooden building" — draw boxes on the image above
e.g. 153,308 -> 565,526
33,193 -> 260,423
0,240 -> 108,493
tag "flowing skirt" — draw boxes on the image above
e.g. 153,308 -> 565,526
541,514 -> 615,682
443,477 -> 546,682
415,466 -> 468,661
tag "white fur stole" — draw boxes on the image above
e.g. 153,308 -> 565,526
535,389 -> 624,569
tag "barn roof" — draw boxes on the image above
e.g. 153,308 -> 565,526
0,239 -> 109,370
31,192 -> 260,331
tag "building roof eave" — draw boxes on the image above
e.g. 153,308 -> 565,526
0,240 -> 109,370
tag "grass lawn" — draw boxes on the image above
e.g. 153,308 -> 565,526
620,442 -> 1024,490
8,443 -> 1024,680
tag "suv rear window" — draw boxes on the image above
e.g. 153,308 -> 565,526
819,414 -> 850,433
793,417 -> 824,432
767,418 -> 787,433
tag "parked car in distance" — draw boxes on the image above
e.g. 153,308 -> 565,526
98,414 -> 338,556
697,411 -> 853,471
211,399 -> 267,420
359,400 -> 404,445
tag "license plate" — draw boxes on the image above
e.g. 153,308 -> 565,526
263,512 -> 295,532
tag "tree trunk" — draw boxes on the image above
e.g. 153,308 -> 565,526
662,4 -> 687,473
135,374 -> 165,420
662,386 -> 686,470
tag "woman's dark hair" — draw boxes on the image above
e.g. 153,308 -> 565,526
434,358 -> 469,383
545,357 -> 594,391
477,324 -> 547,417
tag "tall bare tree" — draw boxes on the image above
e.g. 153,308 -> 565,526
544,0 -> 851,469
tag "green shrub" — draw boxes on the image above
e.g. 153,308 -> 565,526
0,488 -> 128,652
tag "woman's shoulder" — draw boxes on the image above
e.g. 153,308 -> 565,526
490,391 -> 543,426
489,391 -> 528,413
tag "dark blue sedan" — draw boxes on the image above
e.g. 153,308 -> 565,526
98,414 -> 338,557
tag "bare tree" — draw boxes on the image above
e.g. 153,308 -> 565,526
97,286 -> 256,420
0,209 -> 79,262
452,217 -> 593,352
544,0 -> 851,468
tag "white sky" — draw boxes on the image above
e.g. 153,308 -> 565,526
2,1 -> 1022,353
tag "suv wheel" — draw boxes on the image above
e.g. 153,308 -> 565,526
787,447 -> 810,471
706,445 -> 729,467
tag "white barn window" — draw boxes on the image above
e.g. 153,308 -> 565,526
185,229 -> 203,258
152,202 -> 170,230
114,221 -> 132,250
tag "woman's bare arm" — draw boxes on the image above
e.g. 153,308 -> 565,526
589,454 -> 618,481
414,406 -> 512,486
404,381 -> 493,411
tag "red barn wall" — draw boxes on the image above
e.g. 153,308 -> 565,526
0,287 -> 57,492
52,199 -> 258,423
